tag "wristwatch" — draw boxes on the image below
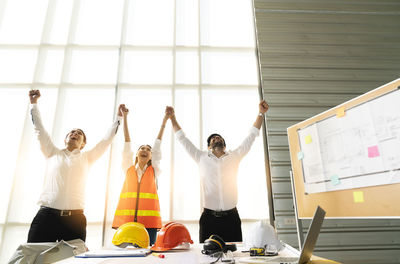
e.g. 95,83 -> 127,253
258,112 -> 264,117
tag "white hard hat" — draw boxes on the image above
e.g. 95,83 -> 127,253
244,220 -> 282,251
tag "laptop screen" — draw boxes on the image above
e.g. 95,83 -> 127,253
298,206 -> 326,264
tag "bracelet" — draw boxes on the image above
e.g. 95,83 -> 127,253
258,112 -> 264,117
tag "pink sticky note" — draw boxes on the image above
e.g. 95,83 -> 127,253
368,146 -> 380,158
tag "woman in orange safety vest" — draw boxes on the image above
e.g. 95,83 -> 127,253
112,104 -> 167,245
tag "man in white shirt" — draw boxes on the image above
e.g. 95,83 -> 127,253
27,90 -> 123,243
166,100 -> 269,242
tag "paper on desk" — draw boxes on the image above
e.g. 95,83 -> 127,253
75,248 -> 150,258
99,251 -> 201,264
280,242 -> 300,257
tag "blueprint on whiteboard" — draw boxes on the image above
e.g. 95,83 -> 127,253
298,89 -> 400,194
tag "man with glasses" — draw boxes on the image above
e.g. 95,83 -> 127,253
165,100 -> 269,243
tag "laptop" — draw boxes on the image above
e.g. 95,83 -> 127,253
239,206 -> 326,264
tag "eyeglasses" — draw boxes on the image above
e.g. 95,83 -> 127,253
208,250 -> 235,264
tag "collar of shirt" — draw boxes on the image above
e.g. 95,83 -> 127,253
64,148 -> 81,155
135,163 -> 148,179
207,149 -> 229,159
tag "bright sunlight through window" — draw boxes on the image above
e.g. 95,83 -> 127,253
0,0 -> 268,261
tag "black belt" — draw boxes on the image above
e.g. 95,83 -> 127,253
204,207 -> 237,217
40,206 -> 84,217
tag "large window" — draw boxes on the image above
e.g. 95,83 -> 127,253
0,0 -> 269,261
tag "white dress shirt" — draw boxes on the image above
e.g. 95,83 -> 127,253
122,140 -> 162,182
31,104 -> 121,210
175,127 -> 260,211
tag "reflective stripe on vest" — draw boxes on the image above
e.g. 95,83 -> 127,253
120,192 -> 159,200
112,165 -> 162,229
115,209 -> 161,217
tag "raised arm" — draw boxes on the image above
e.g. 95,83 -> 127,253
29,90 -> 58,158
119,104 -> 134,172
157,112 -> 169,140
253,100 -> 269,129
152,112 -> 169,177
120,104 -> 130,142
166,106 -> 203,163
166,106 -> 181,132
233,100 -> 270,158
86,104 -> 123,164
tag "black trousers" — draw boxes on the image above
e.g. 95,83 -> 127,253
199,207 -> 242,243
146,228 -> 158,246
27,207 -> 87,243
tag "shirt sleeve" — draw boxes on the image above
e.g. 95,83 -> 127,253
151,139 -> 162,179
175,129 -> 203,163
232,126 -> 260,159
30,104 -> 59,158
122,142 -> 134,173
86,116 -> 122,164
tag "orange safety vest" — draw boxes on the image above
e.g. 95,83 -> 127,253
112,165 -> 162,229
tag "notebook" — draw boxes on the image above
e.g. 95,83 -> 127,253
239,206 -> 326,264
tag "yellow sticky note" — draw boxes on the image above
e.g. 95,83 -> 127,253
336,107 -> 345,118
353,191 -> 364,203
305,135 -> 312,144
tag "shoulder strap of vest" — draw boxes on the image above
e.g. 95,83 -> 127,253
148,165 -> 158,190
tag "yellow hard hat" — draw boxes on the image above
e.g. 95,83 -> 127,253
112,222 -> 150,248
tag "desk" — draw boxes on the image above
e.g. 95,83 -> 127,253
54,243 -> 340,264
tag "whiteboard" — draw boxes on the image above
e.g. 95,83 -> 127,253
298,89 -> 400,194
287,78 -> 400,218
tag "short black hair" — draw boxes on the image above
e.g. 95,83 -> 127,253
207,133 -> 226,147
77,129 -> 86,144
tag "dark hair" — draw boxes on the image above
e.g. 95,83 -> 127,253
207,133 -> 226,147
134,145 -> 152,166
77,129 -> 86,144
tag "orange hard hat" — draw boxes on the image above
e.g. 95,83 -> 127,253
151,222 -> 194,251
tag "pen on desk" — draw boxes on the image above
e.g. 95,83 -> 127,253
152,252 -> 165,258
